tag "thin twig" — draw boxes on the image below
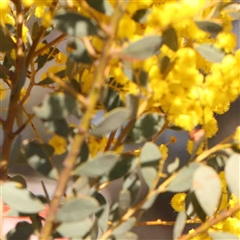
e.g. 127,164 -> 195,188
47,72 -> 88,107
40,3 -> 126,239
178,204 -> 240,240
41,181 -> 51,204
13,113 -> 35,136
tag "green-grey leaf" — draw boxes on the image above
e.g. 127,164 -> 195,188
9,175 -> 27,188
101,154 -> 138,183
0,26 -> 15,52
140,142 -> 161,165
141,167 -> 158,190
122,36 -> 163,60
6,221 -> 34,240
112,217 -> 136,235
54,11 -> 98,37
33,92 -> 77,120
192,165 -> 221,217
37,69 -> 65,85
126,94 -> 139,119
195,20 -> 223,33
167,157 -> 180,174
225,153 -> 240,198
86,0 -> 113,16
160,55 -> 171,74
56,197 -> 99,222
23,141 -> 58,180
125,113 -> 165,144
91,107 -> 130,137
195,44 -> 225,63
141,191 -> 158,210
68,38 -> 92,64
57,218 -> 93,238
2,182 -> 45,214
103,87 -> 123,111
74,152 -> 119,177
132,8 -> 151,24
43,119 -> 70,138
166,163 -> 201,192
173,211 -> 186,240
209,231 -> 239,240
119,189 -> 131,217
162,27 -> 178,51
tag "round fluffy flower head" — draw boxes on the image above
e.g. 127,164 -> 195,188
0,0 -> 10,14
2,13 -> 15,26
49,135 -> 67,155
215,32 -> 237,53
170,193 -> 186,212
222,217 -> 240,235
188,229 -> 212,240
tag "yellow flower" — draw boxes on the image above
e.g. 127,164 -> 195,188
203,117 -> 218,138
0,0 -> 10,14
222,217 -> 240,235
49,135 -> 67,155
36,42 -> 49,56
159,144 -> 168,161
170,136 -> 177,144
10,49 -> 16,60
229,194 -> 240,220
22,25 -> 29,44
118,15 -> 136,39
19,87 -> 28,103
2,13 -> 15,26
81,68 -> 94,94
233,126 -> 240,143
34,6 -> 46,18
0,83 -> 7,101
215,32 -> 237,53
22,0 -> 35,8
55,52 -> 67,64
170,193 -> 186,212
188,229 -> 212,240
186,140 -> 204,155
42,11 -> 52,28
88,135 -> 108,157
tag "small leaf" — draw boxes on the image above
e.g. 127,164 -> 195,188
91,107 -> 130,137
162,27 -> 178,51
224,3 -> 240,20
166,163 -> 201,192
140,142 -> 161,165
103,87 -> 123,111
86,0 -> 113,16
118,189 -> 131,217
141,191 -> 158,210
140,142 -> 161,189
43,119 -> 71,138
195,20 -> 223,33
225,153 -> 240,198
173,211 -> 186,240
207,154 -> 227,173
160,55 -> 171,74
195,44 -> 225,63
56,196 -> 99,222
54,11 -> 98,37
132,9 -> 151,23
23,141 -> 58,180
112,217 -> 136,235
37,69 -> 65,85
33,92 -> 77,120
125,113 -> 165,144
2,182 -> 45,214
192,165 -> 221,217
123,173 -> 141,206
74,152 -> 119,177
122,36 -> 163,60
167,157 -> 180,174
9,175 -> 27,188
68,38 -> 92,64
76,141 -> 89,165
0,26 -> 15,52
209,231 -> 240,240
126,94 -> 139,119
32,21 -> 40,38
101,154 -> 138,183
6,221 -> 34,240
57,218 -> 93,238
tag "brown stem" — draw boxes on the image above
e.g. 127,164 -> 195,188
178,204 -> 240,240
39,3 -> 126,239
1,1 -> 24,181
